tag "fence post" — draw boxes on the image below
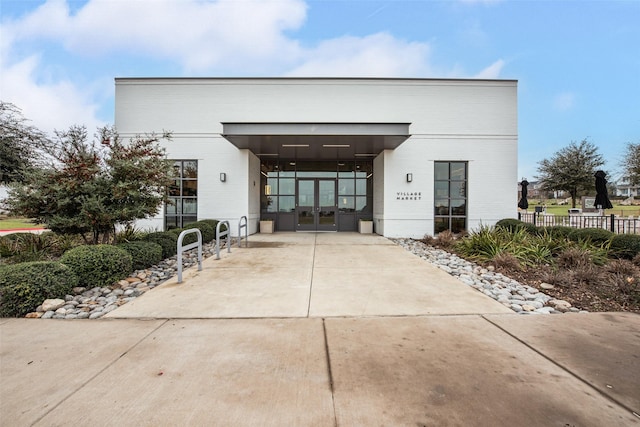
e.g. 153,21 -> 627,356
517,212 -> 521,221
532,212 -> 537,226
610,213 -> 615,233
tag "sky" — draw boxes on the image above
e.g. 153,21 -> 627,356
1,0 -> 639,182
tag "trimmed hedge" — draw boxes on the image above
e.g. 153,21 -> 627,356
198,219 -> 228,235
0,262 -> 79,317
0,235 -> 17,257
60,245 -> 132,289
117,241 -> 163,270
167,228 -> 197,246
142,231 -> 178,258
567,228 -> 614,245
495,218 -> 539,235
609,234 -> 640,260
190,221 -> 215,243
542,226 -> 575,240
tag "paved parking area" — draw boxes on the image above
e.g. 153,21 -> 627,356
1,233 -> 638,426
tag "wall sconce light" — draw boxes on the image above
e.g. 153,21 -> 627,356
220,173 -> 226,182
406,173 -> 413,183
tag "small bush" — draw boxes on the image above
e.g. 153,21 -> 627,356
114,223 -> 148,244
167,228 -> 198,246
557,247 -> 594,269
0,232 -> 82,264
0,235 -> 17,258
422,230 -> 455,249
609,234 -> 640,260
491,252 -> 523,271
543,226 -> 574,240
0,262 -> 79,317
567,228 -> 614,245
199,219 -> 225,232
191,221 -> 216,243
605,259 -> 638,277
60,245 -> 132,288
495,218 -> 538,235
495,218 -> 524,232
117,241 -> 163,270
143,232 -> 178,258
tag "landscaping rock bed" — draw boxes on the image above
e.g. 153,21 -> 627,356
392,238 -> 584,315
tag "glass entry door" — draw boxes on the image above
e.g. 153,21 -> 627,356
296,179 -> 337,231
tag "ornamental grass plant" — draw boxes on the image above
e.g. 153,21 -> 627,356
451,220 -> 640,312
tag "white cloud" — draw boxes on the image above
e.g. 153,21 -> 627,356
6,0 -> 308,72
285,32 -> 432,77
1,0 -> 308,134
0,55 -> 105,137
1,0 -> 508,135
553,92 -> 575,111
473,59 -> 505,79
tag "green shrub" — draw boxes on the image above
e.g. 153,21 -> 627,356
609,234 -> 640,260
495,218 -> 539,235
0,232 -> 82,264
167,228 -> 198,246
190,221 -> 216,243
495,218 -> 523,232
114,223 -> 148,244
143,231 -> 178,258
0,262 -> 79,317
117,241 -> 163,270
0,235 -> 17,258
199,219 -> 227,236
456,225 -> 555,267
543,226 -> 575,240
60,245 -> 132,288
567,228 -> 614,245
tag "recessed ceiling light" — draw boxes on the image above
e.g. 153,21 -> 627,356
282,144 -> 309,147
322,144 -> 350,148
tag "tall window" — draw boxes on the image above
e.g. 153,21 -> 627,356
434,161 -> 467,234
166,160 -> 197,229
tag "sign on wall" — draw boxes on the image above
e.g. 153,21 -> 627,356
396,192 -> 422,201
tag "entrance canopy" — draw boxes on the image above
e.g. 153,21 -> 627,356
222,123 -> 411,160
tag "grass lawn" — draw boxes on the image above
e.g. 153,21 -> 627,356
528,201 -> 640,217
0,217 -> 44,230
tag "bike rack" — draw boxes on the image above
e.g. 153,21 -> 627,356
238,215 -> 248,247
215,220 -> 231,260
176,228 -> 202,284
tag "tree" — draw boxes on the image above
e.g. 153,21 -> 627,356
4,125 -> 173,244
536,139 -> 605,208
0,101 -> 50,184
620,142 -> 640,187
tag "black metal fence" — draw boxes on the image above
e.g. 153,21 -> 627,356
518,212 -> 639,235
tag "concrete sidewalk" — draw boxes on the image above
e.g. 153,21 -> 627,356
1,233 -> 639,426
106,232 -> 512,319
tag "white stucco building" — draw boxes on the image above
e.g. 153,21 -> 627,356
114,77 -> 517,238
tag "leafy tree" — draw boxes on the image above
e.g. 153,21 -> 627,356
620,142 -> 640,186
4,125 -> 173,244
0,101 -> 50,184
536,139 -> 605,208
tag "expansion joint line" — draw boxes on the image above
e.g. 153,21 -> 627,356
481,315 -> 639,419
30,319 -> 169,426
306,233 -> 317,317
323,318 -> 338,427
